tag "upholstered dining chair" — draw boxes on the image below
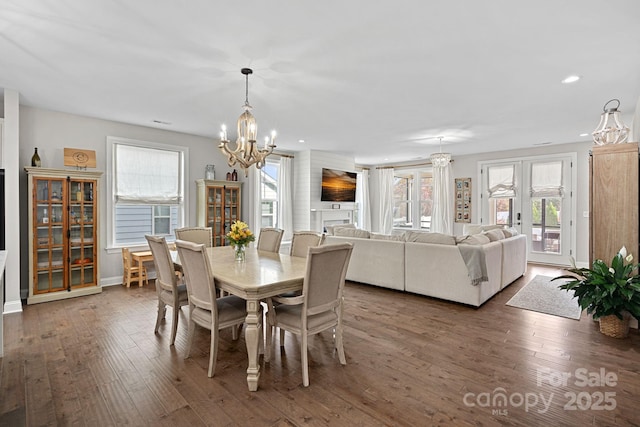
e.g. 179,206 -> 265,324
175,227 -> 213,247
256,227 -> 284,252
121,247 -> 148,287
266,243 -> 353,387
145,235 -> 189,346
175,239 -> 251,377
290,231 -> 325,258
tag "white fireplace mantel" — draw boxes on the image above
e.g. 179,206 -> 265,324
311,209 -> 354,233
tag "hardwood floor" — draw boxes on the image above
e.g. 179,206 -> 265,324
2,264 -> 639,426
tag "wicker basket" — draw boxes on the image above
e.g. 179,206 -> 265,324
599,313 -> 630,338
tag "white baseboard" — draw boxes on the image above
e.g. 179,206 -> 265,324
4,299 -> 23,314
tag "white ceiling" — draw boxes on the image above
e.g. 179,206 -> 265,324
1,1 -> 640,165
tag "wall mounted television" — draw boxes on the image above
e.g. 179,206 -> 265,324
321,168 -> 357,202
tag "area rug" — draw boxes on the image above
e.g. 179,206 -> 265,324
506,275 -> 582,320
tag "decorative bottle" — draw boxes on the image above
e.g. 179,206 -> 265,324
76,183 -> 83,201
31,148 -> 41,167
231,169 -> 238,181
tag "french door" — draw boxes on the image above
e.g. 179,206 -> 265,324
480,154 -> 576,265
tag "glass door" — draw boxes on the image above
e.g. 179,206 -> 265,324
68,179 -> 97,288
34,177 -> 66,294
481,155 -> 575,265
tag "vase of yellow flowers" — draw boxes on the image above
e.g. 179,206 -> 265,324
226,220 -> 255,262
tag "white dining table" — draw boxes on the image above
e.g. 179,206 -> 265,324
174,245 -> 307,391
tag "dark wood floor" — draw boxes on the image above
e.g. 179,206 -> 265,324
1,264 -> 639,426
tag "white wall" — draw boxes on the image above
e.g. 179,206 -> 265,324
293,150 -> 356,231
18,106 -> 239,294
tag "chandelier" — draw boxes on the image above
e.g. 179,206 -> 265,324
592,99 -> 629,145
219,68 -> 276,176
429,136 -> 451,167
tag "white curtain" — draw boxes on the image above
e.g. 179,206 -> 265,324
278,157 -> 294,240
378,168 -> 394,234
115,144 -> 181,203
356,169 -> 371,231
431,163 -> 453,235
249,166 -> 261,234
530,161 -> 564,197
487,164 -> 516,198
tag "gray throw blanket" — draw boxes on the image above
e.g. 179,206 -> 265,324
457,244 -> 489,286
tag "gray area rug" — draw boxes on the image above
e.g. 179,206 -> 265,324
506,275 -> 582,320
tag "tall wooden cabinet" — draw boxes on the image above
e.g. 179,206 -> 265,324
196,179 -> 242,246
25,167 -> 103,304
589,143 -> 639,265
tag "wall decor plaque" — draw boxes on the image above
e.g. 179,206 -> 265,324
64,148 -> 96,168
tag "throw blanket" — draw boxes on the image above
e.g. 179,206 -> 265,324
457,244 -> 489,286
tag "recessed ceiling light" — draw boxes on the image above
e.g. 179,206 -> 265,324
533,141 -> 553,146
561,75 -> 581,84
298,139 -> 305,143
579,133 -> 589,137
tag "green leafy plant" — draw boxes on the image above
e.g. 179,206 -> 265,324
553,247 -> 640,320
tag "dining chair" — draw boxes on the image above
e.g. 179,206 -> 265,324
145,235 -> 189,346
121,247 -> 148,288
290,231 -> 325,258
175,227 -> 213,247
175,239 -> 252,377
266,242 -> 353,387
257,227 -> 284,252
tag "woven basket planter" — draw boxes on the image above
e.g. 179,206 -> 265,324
599,313 -> 631,338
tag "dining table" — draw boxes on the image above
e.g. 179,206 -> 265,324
174,245 -> 307,391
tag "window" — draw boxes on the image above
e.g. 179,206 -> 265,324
393,169 -> 433,230
107,137 -> 187,248
259,159 -> 280,228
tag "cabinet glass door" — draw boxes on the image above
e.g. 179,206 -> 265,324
69,179 -> 96,288
33,177 -> 66,294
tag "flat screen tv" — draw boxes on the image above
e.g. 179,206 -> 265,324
321,168 -> 357,202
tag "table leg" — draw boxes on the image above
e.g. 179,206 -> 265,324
244,298 -> 261,391
137,258 -> 144,287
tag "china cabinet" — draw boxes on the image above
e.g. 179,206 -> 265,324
25,167 -> 103,304
589,142 -> 639,265
196,179 -> 242,246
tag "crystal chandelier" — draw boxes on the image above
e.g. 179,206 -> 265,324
430,136 -> 451,167
219,68 -> 276,176
592,99 -> 629,145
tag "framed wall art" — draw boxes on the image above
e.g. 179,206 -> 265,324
454,177 -> 471,223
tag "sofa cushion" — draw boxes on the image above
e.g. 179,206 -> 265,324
502,227 -> 519,238
334,227 -> 370,238
370,232 -> 404,241
484,229 -> 505,241
456,234 -> 491,245
464,223 -> 505,235
405,231 -> 456,245
325,223 -> 356,235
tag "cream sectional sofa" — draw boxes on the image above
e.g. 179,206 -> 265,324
324,228 -> 527,307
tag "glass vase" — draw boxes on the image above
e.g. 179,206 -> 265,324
234,244 -> 246,262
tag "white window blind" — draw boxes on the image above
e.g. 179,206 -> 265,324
530,161 -> 564,198
487,165 -> 516,198
115,144 -> 182,204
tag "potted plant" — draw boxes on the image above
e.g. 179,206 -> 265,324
553,247 -> 640,338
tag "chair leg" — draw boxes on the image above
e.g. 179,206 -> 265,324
185,313 -> 196,360
301,332 -> 309,387
335,324 -> 346,365
208,328 -> 219,378
231,325 -> 239,341
170,305 -> 179,346
154,301 -> 166,333
279,328 -> 285,347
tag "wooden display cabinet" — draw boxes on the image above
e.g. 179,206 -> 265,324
196,179 -> 242,246
25,167 -> 103,304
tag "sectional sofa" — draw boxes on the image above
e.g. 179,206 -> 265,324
323,227 -> 527,307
